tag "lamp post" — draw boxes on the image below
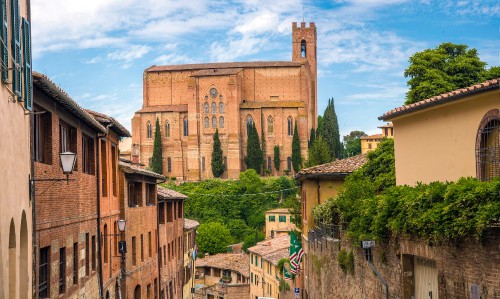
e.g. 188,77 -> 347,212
30,151 -> 77,192
117,220 -> 127,299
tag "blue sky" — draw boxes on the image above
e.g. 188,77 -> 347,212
32,0 -> 499,137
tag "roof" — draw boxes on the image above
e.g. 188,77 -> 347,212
240,100 -> 305,109
360,134 -> 384,140
377,123 -> 393,128
184,218 -> 200,230
265,208 -> 290,214
191,68 -> 243,77
379,78 -> 500,121
119,160 -> 166,181
86,109 -> 131,137
33,72 -> 106,133
248,235 -> 289,266
157,185 -> 187,200
146,61 -> 303,72
136,104 -> 188,114
296,154 -> 368,180
196,253 -> 249,277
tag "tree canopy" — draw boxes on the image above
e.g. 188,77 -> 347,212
291,122 -> 302,172
343,130 -> 367,157
404,42 -> 498,105
211,129 -> 224,178
150,118 -> 163,174
317,98 -> 341,160
305,136 -> 331,168
274,145 -> 281,171
196,222 -> 233,255
245,123 -> 263,173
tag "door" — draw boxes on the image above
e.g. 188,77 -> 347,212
414,257 -> 439,299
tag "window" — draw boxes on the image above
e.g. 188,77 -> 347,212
1,0 -> 8,83
111,143 -> 117,196
177,201 -> 183,218
159,202 -> 165,224
82,135 -> 95,174
267,157 -> 272,172
39,246 -> 50,297
212,116 -> 217,128
132,236 -> 137,266
128,181 -> 143,207
149,232 -> 152,257
11,0 -> 21,97
154,279 -> 158,299
279,215 -> 286,222
147,284 -> 152,299
476,109 -> 500,181
224,156 -> 227,171
147,121 -> 152,139
211,102 -> 216,114
204,117 -> 209,128
114,222 -> 118,257
34,108 -> 52,164
166,201 -> 173,222
287,157 -> 292,171
301,39 -> 306,57
167,157 -> 172,172
219,102 -> 224,114
146,183 -> 156,206
59,247 -> 66,294
73,243 -> 78,285
85,233 -> 90,276
202,157 -> 206,171
165,121 -> 170,138
141,234 -> 144,262
287,117 -> 293,136
183,117 -> 188,136
101,140 -> 108,196
104,224 -> 108,263
267,116 -> 273,134
268,215 -> 275,222
204,102 -> 209,114
368,143 -> 372,149
60,120 -> 77,156
246,115 -> 253,133
91,236 -> 96,271
219,116 -> 224,128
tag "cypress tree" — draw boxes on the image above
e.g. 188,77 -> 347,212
305,136 -> 331,167
274,145 -> 280,171
261,126 -> 266,174
151,118 -> 164,174
245,123 -> 263,173
291,122 -> 302,172
318,98 -> 341,160
211,129 -> 224,178
308,128 -> 316,148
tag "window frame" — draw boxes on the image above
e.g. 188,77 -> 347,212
476,109 -> 500,181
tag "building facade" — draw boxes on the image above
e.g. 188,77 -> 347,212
264,208 -> 296,239
0,0 -> 32,297
182,218 -> 199,299
132,22 -> 318,181
360,123 -> 393,154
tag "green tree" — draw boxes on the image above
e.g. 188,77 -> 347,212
211,129 -> 225,178
274,145 -> 281,171
261,128 -> 267,174
150,118 -> 163,174
485,66 -> 500,80
245,123 -> 263,173
305,136 -> 331,167
226,219 -> 251,242
196,222 -> 233,255
242,230 -> 265,253
317,115 -> 323,134
343,130 -> 367,157
291,122 -> 302,172
308,128 -> 316,148
318,98 -> 341,160
404,42 -> 491,104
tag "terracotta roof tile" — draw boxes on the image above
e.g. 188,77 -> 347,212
248,235 -> 289,265
147,61 -> 303,72
184,218 -> 200,230
360,134 -> 384,140
157,185 -> 187,200
296,154 -> 367,180
265,208 -> 290,214
136,105 -> 188,114
379,79 -> 499,121
191,68 -> 243,77
240,100 -> 305,109
86,109 -> 131,137
119,160 -> 166,181
196,253 -> 249,277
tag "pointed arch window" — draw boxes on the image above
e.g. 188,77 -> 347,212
267,157 -> 272,172
476,109 -> 500,181
267,116 -> 274,134
246,115 -> 254,133
211,102 -> 217,114
219,102 -> 224,114
204,102 -> 209,114
183,117 -> 188,136
204,117 -> 209,128
287,157 -> 292,171
301,40 -> 306,58
212,116 -> 217,128
146,121 -> 152,139
165,121 -> 170,138
167,157 -> 172,173
219,116 -> 224,128
287,117 -> 293,136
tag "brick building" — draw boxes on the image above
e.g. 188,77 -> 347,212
132,22 -> 318,181
157,186 -> 186,299
182,218 -> 199,299
32,72 -> 106,298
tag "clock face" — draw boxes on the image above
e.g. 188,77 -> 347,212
210,88 -> 218,98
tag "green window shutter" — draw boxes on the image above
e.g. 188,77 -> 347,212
11,0 -> 20,96
22,18 -> 31,110
1,0 -> 7,82
279,215 -> 286,222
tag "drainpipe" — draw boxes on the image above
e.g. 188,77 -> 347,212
30,111 -> 37,299
96,134 -> 105,298
156,198 -> 162,298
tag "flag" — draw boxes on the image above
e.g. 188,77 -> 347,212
289,231 -> 304,274
284,266 -> 292,280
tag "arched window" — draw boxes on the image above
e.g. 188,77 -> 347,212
146,121 -> 152,139
219,102 -> 224,114
287,117 -> 293,136
246,115 -> 253,132
287,157 -> 292,171
219,116 -> 224,128
267,116 -> 274,134
267,157 -> 272,172
104,224 -> 108,263
183,117 -> 188,136
204,102 -> 209,114
476,109 -> 500,181
204,117 -> 209,128
167,157 -> 172,173
211,102 -> 217,114
212,116 -> 217,128
301,40 -> 306,58
165,121 -> 170,138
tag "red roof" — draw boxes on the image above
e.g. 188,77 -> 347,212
146,61 -> 303,72
296,154 -> 367,180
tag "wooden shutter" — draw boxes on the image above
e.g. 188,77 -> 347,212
22,18 -> 31,110
11,0 -> 21,96
1,0 -> 7,82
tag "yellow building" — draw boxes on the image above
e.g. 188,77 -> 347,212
360,123 -> 393,154
248,235 -> 290,299
183,218 -> 199,299
265,208 -> 296,239
379,78 -> 499,185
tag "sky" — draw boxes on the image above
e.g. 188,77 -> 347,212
31,0 -> 499,137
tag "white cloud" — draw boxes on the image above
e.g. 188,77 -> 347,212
108,45 -> 151,62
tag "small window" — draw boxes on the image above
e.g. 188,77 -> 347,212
167,157 -> 172,173
111,143 -> 117,196
204,102 -> 209,114
146,121 -> 152,139
91,236 -> 96,271
141,234 -> 144,262
59,247 -> 66,294
132,237 -> 137,266
267,157 -> 272,172
368,143 -> 372,149
287,157 -> 292,171
219,116 -> 224,128
268,215 -> 275,222
224,156 -> 227,171
287,117 -> 293,136
159,202 -> 165,224
202,157 -> 206,171
219,102 -> 224,114
104,224 -> 108,263
279,215 -> 286,222
73,242 -> 78,285
301,39 -> 306,57
212,116 -> 217,128
85,233 -> 90,276
204,117 -> 209,128
183,117 -> 188,136
178,201 -> 183,218
246,115 -> 253,133
165,121 -> 170,138
211,102 -> 216,114
82,135 -> 95,175
268,116 -> 273,134
39,246 -> 50,297
166,201 -> 173,222
128,181 -> 143,207
146,184 -> 156,206
34,108 -> 52,164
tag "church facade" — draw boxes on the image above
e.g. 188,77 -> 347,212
132,22 -> 318,181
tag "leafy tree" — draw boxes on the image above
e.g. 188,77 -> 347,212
485,66 -> 500,80
308,128 -> 316,148
261,128 -> 267,174
274,145 -> 281,171
404,42 -> 491,104
245,123 -> 263,173
196,222 -> 233,255
226,219 -> 251,242
150,118 -> 163,174
305,136 -> 331,167
211,129 -> 224,178
317,98 -> 341,160
343,130 -> 367,157
291,122 -> 302,172
317,115 -> 323,134
242,230 -> 265,253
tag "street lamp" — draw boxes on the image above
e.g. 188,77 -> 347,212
30,151 -> 77,194
117,219 -> 126,232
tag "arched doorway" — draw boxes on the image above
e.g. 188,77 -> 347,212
134,285 -> 141,299
9,219 -> 16,298
20,211 -> 28,299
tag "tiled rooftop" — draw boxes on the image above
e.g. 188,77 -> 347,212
248,235 -> 289,266
147,61 -> 303,72
157,185 -> 187,200
136,104 -> 188,114
360,134 -> 384,140
119,160 -> 166,181
191,68 -> 243,77
379,78 -> 499,121
86,109 -> 131,137
196,253 -> 249,278
265,208 -> 290,214
296,154 -> 367,179
184,218 -> 200,230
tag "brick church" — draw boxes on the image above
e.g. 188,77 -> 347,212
131,22 -> 317,181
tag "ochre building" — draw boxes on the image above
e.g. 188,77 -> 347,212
132,22 -> 318,181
